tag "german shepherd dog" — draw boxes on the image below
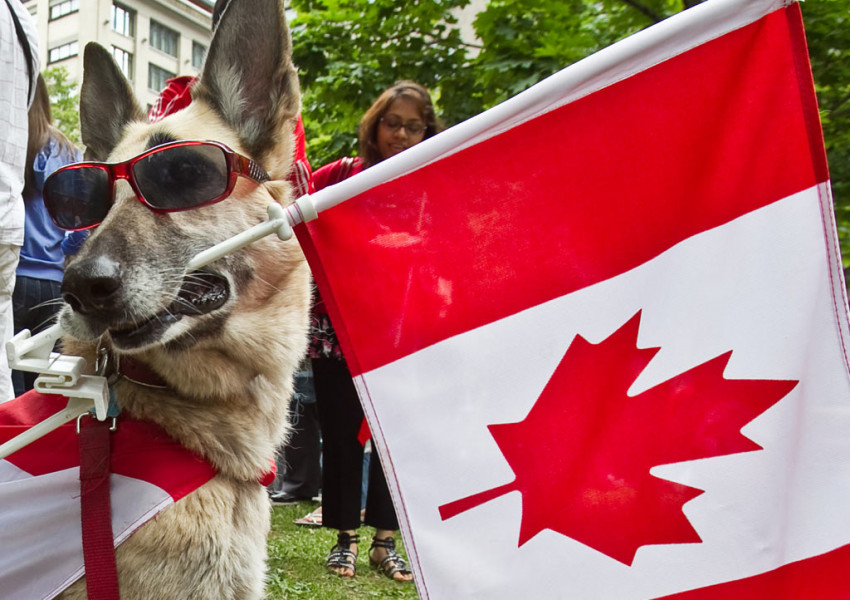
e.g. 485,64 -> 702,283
54,0 -> 310,596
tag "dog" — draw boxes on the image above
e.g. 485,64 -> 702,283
53,0 -> 311,597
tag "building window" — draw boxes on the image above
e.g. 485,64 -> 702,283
148,64 -> 175,93
112,3 -> 135,37
111,46 -> 133,79
191,41 -> 207,69
150,20 -> 179,57
48,41 -> 79,64
49,0 -> 78,20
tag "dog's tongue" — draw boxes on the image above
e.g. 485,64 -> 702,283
173,272 -> 229,315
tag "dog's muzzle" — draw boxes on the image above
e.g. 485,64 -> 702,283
62,258 -> 230,349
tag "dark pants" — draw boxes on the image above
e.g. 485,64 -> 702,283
272,367 -> 322,499
12,276 -> 62,397
312,356 -> 399,532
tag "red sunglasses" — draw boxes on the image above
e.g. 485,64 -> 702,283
43,140 -> 270,231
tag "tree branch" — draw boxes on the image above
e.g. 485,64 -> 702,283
619,0 -> 664,23
828,88 -> 850,117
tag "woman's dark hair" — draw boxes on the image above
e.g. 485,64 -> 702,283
358,81 -> 443,168
24,74 -> 74,199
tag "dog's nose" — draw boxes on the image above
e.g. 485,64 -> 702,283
62,255 -> 123,314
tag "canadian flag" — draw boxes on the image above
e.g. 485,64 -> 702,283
0,392 -> 216,600
296,0 -> 850,598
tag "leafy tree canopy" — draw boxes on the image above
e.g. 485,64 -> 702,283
470,0 -> 690,107
290,0 -> 710,167
290,0 -> 477,164
43,66 -> 82,147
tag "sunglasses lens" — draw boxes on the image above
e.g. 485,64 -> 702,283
133,144 -> 229,210
44,166 -> 111,230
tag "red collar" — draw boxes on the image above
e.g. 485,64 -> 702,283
117,356 -> 169,389
111,356 -> 277,486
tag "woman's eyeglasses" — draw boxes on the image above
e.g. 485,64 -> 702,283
379,116 -> 426,136
43,140 -> 270,231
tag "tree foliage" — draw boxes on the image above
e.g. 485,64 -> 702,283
292,0 -> 849,256
290,0 -> 477,166
289,0 -> 706,166
470,0 -> 689,107
43,66 -> 82,147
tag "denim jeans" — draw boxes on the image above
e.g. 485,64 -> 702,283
12,275 -> 62,396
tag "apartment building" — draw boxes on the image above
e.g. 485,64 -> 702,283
23,0 -> 213,110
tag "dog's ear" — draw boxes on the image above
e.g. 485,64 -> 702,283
79,43 -> 145,161
191,0 -> 300,160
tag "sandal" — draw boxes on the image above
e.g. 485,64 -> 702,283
294,506 -> 322,527
369,536 -> 413,581
327,532 -> 358,578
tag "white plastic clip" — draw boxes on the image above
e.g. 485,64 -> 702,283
266,203 -> 295,239
1,325 -> 109,460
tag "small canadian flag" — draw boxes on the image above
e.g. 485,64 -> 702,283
0,392 -> 216,600
296,0 -> 850,598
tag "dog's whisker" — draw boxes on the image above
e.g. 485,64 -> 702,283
253,275 -> 284,294
36,297 -> 67,308
160,305 -> 199,345
33,316 -> 62,331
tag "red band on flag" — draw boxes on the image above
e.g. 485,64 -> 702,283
299,6 -> 825,376
785,2 -> 829,184
652,544 -> 850,599
0,391 -> 216,500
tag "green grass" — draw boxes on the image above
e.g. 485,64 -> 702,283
265,502 -> 422,599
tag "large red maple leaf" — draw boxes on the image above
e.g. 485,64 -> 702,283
438,311 -> 797,565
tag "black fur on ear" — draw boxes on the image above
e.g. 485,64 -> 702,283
191,0 -> 300,160
79,43 -> 146,161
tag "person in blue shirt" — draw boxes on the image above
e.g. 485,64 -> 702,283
12,74 -> 81,396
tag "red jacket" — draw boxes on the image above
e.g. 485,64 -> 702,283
311,156 -> 364,192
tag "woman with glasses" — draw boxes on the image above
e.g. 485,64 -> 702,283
312,80 -> 442,188
310,81 -> 443,582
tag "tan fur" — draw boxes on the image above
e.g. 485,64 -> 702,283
55,1 -> 309,597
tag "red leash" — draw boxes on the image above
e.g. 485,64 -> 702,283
74,354 -> 269,598
75,351 -> 166,599
78,415 -> 120,599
